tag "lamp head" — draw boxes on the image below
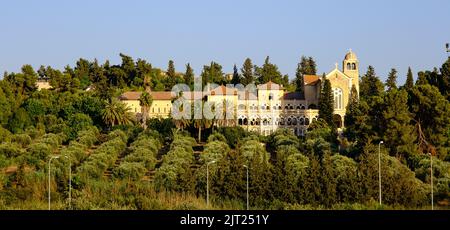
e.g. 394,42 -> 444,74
380,141 -> 384,144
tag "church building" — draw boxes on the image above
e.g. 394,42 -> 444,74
119,50 -> 360,136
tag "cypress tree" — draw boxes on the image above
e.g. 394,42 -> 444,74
231,64 -> 241,85
385,68 -> 398,91
405,67 -> 414,89
184,63 -> 194,88
439,57 -> 450,99
307,57 -> 317,75
318,74 -> 334,127
344,85 -> 359,141
166,60 -> 177,89
295,62 -> 305,96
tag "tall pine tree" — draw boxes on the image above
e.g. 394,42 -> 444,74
405,67 -> 414,89
385,68 -> 398,91
254,56 -> 283,85
318,74 -> 334,127
382,89 -> 418,163
359,66 -> 384,100
241,58 -> 254,85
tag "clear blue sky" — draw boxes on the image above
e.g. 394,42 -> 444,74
1,0 -> 449,84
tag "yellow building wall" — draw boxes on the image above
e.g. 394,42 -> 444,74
121,99 -> 172,118
149,100 -> 172,118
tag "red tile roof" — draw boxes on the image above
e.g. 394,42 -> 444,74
257,81 -> 284,90
210,85 -> 238,95
119,91 -> 175,100
304,75 -> 320,85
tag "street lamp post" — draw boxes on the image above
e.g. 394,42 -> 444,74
48,155 -> 60,210
378,141 -> 384,206
243,165 -> 249,210
68,156 -> 72,209
48,155 -> 71,210
429,153 -> 434,210
206,160 -> 216,207
446,43 -> 449,58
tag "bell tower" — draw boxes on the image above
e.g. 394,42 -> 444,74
343,49 -> 359,93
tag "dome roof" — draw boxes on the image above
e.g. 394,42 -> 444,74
344,49 -> 357,60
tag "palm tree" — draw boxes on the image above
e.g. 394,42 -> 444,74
220,99 -> 236,127
139,91 -> 153,129
102,98 -> 134,128
192,101 -> 213,143
194,117 -> 212,143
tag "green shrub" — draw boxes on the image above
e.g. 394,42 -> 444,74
130,138 -> 160,156
0,154 -> 9,168
113,162 -> 146,180
200,141 -> 229,164
28,143 -> 52,161
0,143 -> 24,158
41,133 -> 65,146
0,127 -> 12,143
61,143 -> 87,165
76,127 -> 99,147
107,130 -> 128,143
24,126 -> 44,139
124,147 -> 157,169
76,135 -> 128,181
154,164 -> 184,191
207,132 -> 227,143
77,162 -> 105,179
11,134 -> 32,147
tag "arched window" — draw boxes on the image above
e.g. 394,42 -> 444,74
347,63 -> 351,70
301,105 -> 306,110
238,104 -> 246,110
300,117 -> 305,125
305,118 -> 310,125
296,105 -> 301,110
278,105 -> 282,110
287,118 -> 292,126
333,88 -> 343,110
269,93 -> 273,100
352,63 -> 356,70
293,118 -> 298,126
285,105 -> 289,110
